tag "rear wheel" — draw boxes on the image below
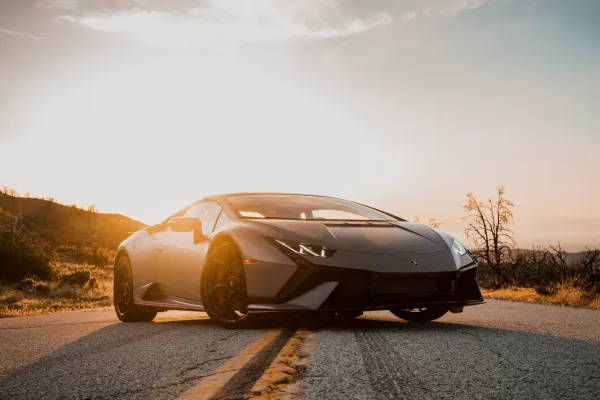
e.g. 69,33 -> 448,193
389,307 -> 447,322
201,241 -> 252,328
114,255 -> 157,322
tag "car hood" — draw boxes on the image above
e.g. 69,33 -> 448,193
253,220 -> 448,254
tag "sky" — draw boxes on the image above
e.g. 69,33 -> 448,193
0,0 -> 599,250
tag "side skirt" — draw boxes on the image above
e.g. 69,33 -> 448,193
133,282 -> 205,312
135,296 -> 205,312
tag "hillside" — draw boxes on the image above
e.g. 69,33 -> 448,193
0,192 -> 146,250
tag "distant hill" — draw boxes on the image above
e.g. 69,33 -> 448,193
440,219 -> 600,252
0,192 -> 147,250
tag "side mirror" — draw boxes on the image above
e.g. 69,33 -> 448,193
168,217 -> 206,243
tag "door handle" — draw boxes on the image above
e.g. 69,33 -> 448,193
155,245 -> 164,252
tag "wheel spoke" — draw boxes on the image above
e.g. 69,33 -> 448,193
206,245 -> 248,323
118,292 -> 128,309
115,265 -> 131,314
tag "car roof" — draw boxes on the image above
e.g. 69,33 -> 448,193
203,192 -> 340,201
164,192 -> 405,223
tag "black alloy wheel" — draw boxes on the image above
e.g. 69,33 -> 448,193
114,256 -> 157,322
201,241 -> 252,328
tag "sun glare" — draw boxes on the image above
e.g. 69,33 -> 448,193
15,52 -> 407,224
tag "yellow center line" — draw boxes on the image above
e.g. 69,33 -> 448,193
248,329 -> 319,399
177,329 -> 283,400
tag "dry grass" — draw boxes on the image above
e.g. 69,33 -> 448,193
0,263 -> 113,317
482,285 -> 600,310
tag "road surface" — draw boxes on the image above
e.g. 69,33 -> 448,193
1,299 -> 599,399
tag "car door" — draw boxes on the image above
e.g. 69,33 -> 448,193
150,225 -> 177,297
165,201 -> 222,301
146,209 -> 188,298
129,225 -> 166,298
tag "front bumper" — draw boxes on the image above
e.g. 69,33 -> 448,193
246,255 -> 484,312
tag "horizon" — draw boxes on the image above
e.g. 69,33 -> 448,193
1,187 -> 598,252
1,0 -> 599,251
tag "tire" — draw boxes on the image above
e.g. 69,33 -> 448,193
389,307 -> 448,322
114,255 -> 157,322
201,240 -> 253,328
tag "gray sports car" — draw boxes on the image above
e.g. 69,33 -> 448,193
114,193 -> 484,327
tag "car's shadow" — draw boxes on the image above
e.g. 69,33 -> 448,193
1,311 -> 599,399
232,311 -> 454,330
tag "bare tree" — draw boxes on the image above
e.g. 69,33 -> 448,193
579,248 -> 600,279
413,216 -> 442,229
86,204 -> 100,266
563,246 -> 600,286
463,186 -> 516,283
428,218 -> 441,229
547,242 -> 571,284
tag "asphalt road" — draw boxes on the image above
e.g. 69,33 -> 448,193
1,300 -> 599,399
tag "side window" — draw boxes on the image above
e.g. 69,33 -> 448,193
213,210 -> 231,232
183,201 -> 222,235
311,209 -> 368,220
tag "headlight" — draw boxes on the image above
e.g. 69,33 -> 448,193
273,239 -> 336,258
451,239 -> 467,256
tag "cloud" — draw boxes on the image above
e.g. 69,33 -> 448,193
401,0 -> 518,18
51,0 -> 393,48
0,28 -> 44,40
42,0 -> 523,49
35,0 -> 80,10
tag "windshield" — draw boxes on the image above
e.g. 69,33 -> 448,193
224,194 -> 399,221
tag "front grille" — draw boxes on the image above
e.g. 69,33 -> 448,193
369,279 -> 437,295
248,258 -> 482,308
319,272 -> 461,309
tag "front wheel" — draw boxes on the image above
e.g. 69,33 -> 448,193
201,241 -> 253,328
389,307 -> 448,322
114,256 -> 157,322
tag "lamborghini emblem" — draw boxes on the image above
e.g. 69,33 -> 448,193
409,260 -> 419,266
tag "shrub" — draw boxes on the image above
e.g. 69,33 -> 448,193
7,302 -> 23,310
88,277 -> 98,290
581,281 -> 600,295
72,271 -> 90,286
2,293 -> 23,304
534,285 -> 554,296
54,285 -> 78,299
34,282 -> 51,294
55,245 -> 114,266
0,230 -> 54,282
61,270 -> 90,287
17,277 -> 36,291
579,284 -> 600,303
477,246 -> 600,290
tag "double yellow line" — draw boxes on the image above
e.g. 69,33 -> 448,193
178,329 -> 318,400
